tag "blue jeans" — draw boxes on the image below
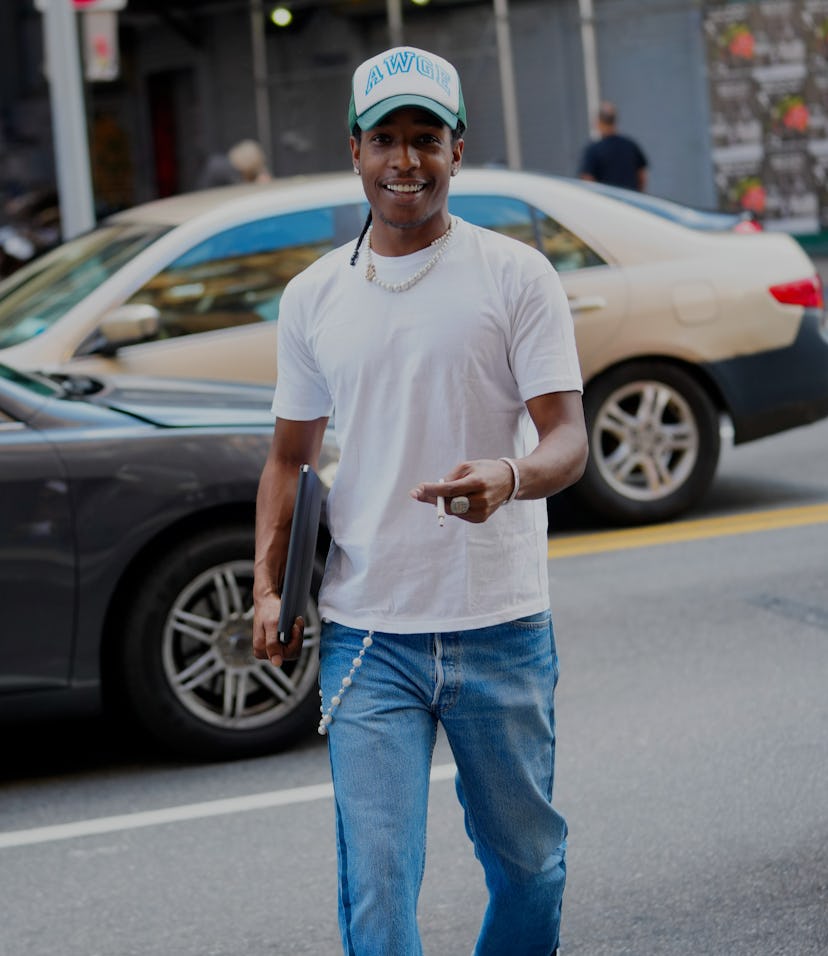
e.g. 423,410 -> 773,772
319,611 -> 566,956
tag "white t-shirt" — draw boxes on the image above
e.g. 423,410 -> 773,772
273,217 -> 582,633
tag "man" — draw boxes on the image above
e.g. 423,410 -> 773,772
578,100 -> 648,191
253,46 -> 588,956
197,139 -> 270,188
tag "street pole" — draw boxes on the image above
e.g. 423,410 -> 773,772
386,0 -> 404,48
249,0 -> 274,172
41,0 -> 95,239
578,0 -> 601,134
493,0 -> 522,169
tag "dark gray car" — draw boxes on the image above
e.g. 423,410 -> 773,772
0,363 -> 332,759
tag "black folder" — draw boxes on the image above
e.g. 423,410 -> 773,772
277,464 -> 323,644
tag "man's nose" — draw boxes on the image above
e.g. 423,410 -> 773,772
391,141 -> 420,169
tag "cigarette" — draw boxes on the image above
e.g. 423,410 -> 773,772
437,478 -> 446,527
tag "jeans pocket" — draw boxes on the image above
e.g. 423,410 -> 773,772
512,609 -> 552,630
321,621 -> 366,651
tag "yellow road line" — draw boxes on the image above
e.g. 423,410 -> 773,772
548,503 -> 828,559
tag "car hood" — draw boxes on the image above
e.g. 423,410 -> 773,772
85,374 -> 277,428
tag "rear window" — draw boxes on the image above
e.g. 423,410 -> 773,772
449,194 -> 606,272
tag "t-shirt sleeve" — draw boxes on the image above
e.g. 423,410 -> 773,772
271,279 -> 334,420
636,141 -> 648,169
509,264 -> 583,402
578,142 -> 597,177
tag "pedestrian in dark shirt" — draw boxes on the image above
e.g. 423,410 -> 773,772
578,101 -> 648,192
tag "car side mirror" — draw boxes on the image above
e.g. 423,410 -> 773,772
75,304 -> 162,357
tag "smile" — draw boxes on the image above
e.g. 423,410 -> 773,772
383,183 -> 426,194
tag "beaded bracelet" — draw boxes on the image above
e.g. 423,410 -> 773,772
498,457 -> 521,503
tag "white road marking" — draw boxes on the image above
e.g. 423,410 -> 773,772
0,762 -> 458,850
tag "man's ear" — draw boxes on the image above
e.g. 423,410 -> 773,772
451,137 -> 464,172
350,135 -> 361,169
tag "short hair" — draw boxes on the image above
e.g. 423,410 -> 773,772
598,102 -> 617,126
228,140 -> 268,182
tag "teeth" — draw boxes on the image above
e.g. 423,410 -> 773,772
385,183 -> 424,193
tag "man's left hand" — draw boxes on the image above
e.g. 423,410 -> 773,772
410,458 -> 515,523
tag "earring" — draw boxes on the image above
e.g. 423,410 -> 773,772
451,167 -> 458,177
353,166 -> 360,175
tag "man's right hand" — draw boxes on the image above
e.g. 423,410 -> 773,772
252,590 -> 305,668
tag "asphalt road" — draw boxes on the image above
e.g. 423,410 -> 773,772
2,417 -> 828,956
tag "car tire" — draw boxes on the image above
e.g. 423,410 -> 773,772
116,526 -> 322,760
575,361 -> 721,525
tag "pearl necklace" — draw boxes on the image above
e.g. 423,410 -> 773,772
364,218 -> 455,293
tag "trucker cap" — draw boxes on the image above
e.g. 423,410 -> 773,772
348,46 -> 467,132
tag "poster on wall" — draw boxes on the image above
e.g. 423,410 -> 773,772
704,0 -> 828,233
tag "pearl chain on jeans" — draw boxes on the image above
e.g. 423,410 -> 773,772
364,218 -> 455,293
318,632 -> 374,735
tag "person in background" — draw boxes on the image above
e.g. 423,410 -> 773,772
197,138 -> 271,188
227,139 -> 271,183
253,45 -> 587,956
578,100 -> 648,191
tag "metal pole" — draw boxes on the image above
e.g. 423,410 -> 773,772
493,0 -> 522,170
41,0 -> 95,239
578,0 -> 601,134
249,0 -> 273,171
386,0 -> 404,48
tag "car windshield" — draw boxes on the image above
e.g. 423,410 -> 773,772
0,224 -> 170,349
0,361 -> 62,396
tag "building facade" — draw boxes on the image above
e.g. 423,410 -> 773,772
1,0 -> 825,241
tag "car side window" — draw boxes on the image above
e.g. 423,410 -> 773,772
448,194 -> 605,273
125,204 -> 365,341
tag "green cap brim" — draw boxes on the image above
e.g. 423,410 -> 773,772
349,93 -> 465,132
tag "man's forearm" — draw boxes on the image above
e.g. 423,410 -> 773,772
254,453 -> 297,600
509,424 -> 588,501
515,391 -> 589,500
254,416 -> 329,601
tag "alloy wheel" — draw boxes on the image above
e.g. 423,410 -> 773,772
161,559 -> 320,730
592,379 -> 700,503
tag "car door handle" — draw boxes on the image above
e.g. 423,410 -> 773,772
567,296 -> 607,313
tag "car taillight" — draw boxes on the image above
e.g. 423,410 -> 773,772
769,275 -> 824,309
